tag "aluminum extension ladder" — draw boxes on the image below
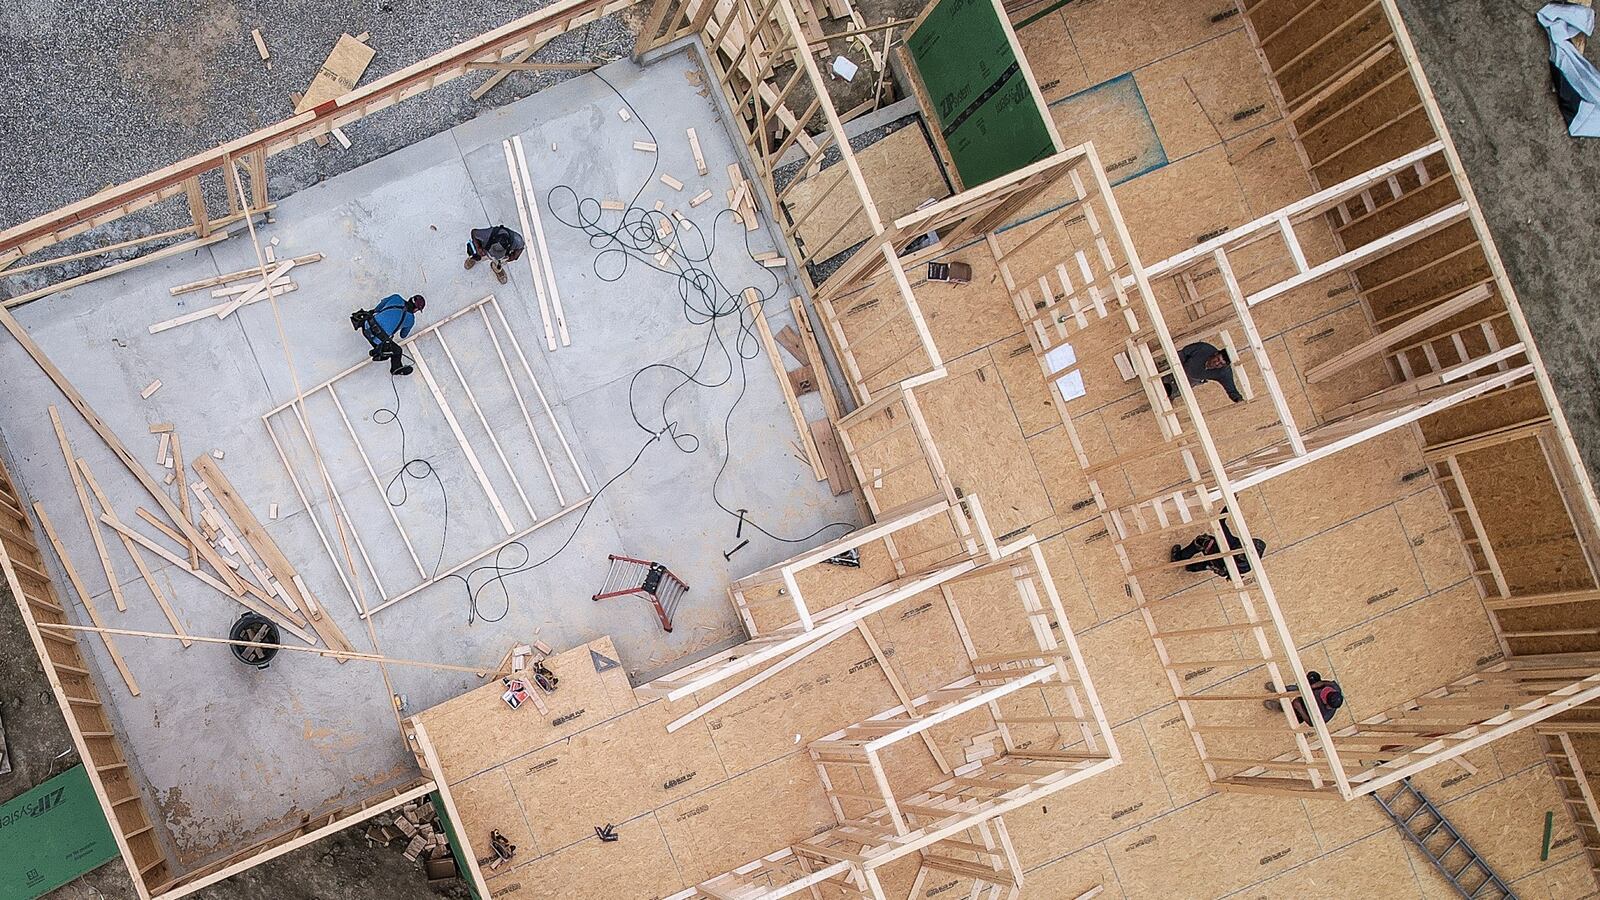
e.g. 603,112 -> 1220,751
1371,779 -> 1517,899
592,555 -> 688,633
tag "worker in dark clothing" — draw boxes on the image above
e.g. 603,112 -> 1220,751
350,294 -> 425,376
1171,514 -> 1266,579
1163,341 -> 1244,403
464,225 -> 526,285
1265,672 -> 1344,726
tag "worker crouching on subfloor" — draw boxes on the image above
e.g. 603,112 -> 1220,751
1265,672 -> 1345,726
464,224 -> 526,284
351,294 -> 425,376
1164,340 -> 1244,404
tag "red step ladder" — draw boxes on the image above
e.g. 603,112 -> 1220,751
592,555 -> 688,632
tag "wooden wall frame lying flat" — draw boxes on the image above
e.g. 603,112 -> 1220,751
261,295 -> 592,621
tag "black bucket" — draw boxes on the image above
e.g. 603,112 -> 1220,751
229,611 -> 280,669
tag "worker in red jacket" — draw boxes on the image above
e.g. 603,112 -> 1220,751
1266,672 -> 1344,726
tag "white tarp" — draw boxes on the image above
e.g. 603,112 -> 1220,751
1539,3 -> 1600,136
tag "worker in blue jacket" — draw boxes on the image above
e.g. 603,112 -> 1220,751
350,294 -> 426,376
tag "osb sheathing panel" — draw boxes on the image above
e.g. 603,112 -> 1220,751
1017,842 -> 1120,899
786,125 -> 949,262
1049,77 -> 1166,187
1250,429 -> 1426,545
1027,531 -> 1098,626
1498,598 -> 1600,657
1137,705 -> 1213,807
1256,0 -> 1387,100
1016,12 -> 1094,103
1459,439 -> 1593,595
454,769 -> 541,859
1238,829 -> 1421,899
1431,765 -> 1584,884
1057,518 -> 1137,626
1134,29 -> 1280,160
1225,121 -> 1317,218
506,700 -> 729,853
655,752 -> 838,885
1417,381 -> 1548,449
418,637 -> 638,780
864,593 -> 974,700
1105,792 -> 1321,896
918,359 -> 1054,538
697,628 -> 903,773
911,249 -> 1035,361
1301,769 -> 1392,847
1320,581 -> 1500,721
1254,505 -> 1430,646
1076,614 -> 1175,724
1060,0 -> 1242,85
1028,424 -> 1115,528
990,334 -> 1060,439
1337,163 -> 1461,249
1280,304 -> 1395,419
1005,722 -> 1173,868
1491,729 -> 1550,776
946,567 -> 1043,652
1404,744 -> 1505,807
1114,145 -> 1252,262
1394,487 -> 1476,593
489,811 -> 682,900
1500,851 -> 1600,900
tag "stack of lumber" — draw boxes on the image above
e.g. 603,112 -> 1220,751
153,252 -> 323,334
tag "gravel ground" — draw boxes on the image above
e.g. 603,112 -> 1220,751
0,0 -> 641,298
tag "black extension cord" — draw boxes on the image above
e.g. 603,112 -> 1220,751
374,69 -> 853,625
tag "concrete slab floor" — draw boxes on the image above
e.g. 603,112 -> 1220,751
0,49 -> 859,876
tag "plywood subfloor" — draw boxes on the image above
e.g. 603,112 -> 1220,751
417,2 -> 1597,897
817,0 -> 1598,895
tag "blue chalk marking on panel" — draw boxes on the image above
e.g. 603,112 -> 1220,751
1048,73 -> 1169,187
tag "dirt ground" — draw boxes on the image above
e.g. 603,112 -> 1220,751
3,0 -> 1600,898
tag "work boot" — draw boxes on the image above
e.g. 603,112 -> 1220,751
491,260 -> 508,284
395,365 -> 414,376
464,255 -> 478,270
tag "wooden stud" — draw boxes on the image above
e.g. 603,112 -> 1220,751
77,458 -> 192,647
412,346 -> 516,534
512,136 -> 569,347
251,28 -> 270,64
140,380 -> 162,399
50,407 -> 128,613
502,139 -> 558,351
687,128 -> 707,175
751,292 -> 825,480
634,141 -> 658,152
690,189 -> 714,207
170,431 -> 199,570
168,253 -> 322,296
660,173 -> 684,191
32,502 -> 139,695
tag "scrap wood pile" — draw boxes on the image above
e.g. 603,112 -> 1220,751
152,250 -> 323,334
40,402 -> 356,696
365,797 -> 462,886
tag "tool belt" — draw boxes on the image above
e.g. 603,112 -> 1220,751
350,308 -> 394,346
